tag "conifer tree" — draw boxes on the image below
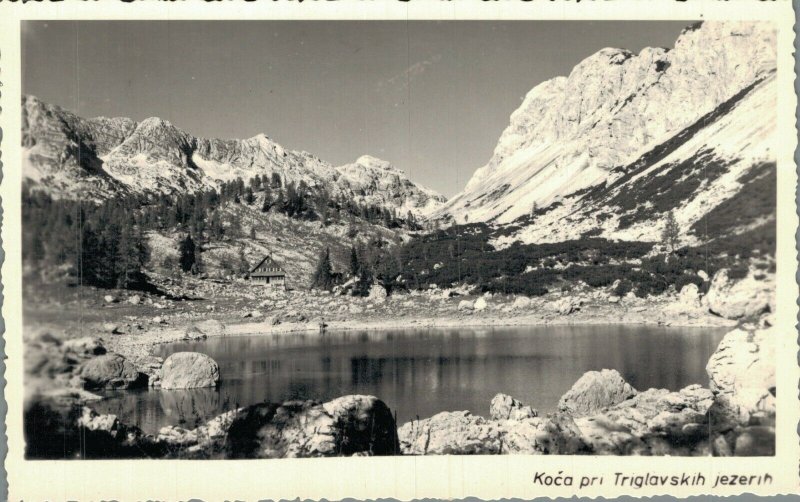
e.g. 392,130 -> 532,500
179,234 -> 196,273
661,211 -> 681,255
311,246 -> 334,291
349,245 -> 359,278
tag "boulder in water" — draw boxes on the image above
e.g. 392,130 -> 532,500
159,352 -> 220,390
81,353 -> 145,390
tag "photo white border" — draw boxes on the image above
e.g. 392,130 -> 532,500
0,1 -> 797,500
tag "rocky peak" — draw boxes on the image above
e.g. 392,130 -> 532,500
442,21 -> 777,224
353,155 -> 401,173
21,95 -> 445,216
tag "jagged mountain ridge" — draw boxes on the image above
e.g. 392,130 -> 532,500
21,96 -> 445,216
435,21 -> 777,247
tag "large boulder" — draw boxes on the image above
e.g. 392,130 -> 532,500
225,395 -> 398,458
663,283 -> 704,317
458,300 -> 474,311
474,297 -> 488,311
399,411 -> 502,455
548,298 -> 577,315
489,393 -> 537,421
502,413 -> 588,455
558,369 -> 637,417
368,284 -> 388,303
678,283 -> 701,307
705,269 -> 772,319
706,329 -> 775,428
159,352 -> 220,390
81,353 -> 145,390
398,410 -> 586,455
512,296 -> 532,310
574,384 -> 715,456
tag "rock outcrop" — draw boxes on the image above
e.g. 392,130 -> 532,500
573,385 -> 715,455
706,269 -> 772,319
706,329 -> 775,428
435,22 -> 777,252
159,352 -> 220,390
557,369 -> 638,417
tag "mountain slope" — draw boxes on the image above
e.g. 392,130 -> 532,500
435,21 -> 776,246
21,96 -> 445,217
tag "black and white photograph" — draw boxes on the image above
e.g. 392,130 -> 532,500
18,17 -> 781,462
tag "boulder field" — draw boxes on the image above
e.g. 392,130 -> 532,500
23,325 -> 775,458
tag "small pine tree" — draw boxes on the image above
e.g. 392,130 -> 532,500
349,245 -> 359,278
311,247 -> 334,291
661,211 -> 681,255
179,234 -> 196,273
249,226 -> 257,240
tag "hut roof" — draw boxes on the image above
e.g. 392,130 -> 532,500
250,255 -> 285,277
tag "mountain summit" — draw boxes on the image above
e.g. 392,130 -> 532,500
21,96 -> 445,216
435,21 -> 776,246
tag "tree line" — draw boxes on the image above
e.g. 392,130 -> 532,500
22,171 -> 419,290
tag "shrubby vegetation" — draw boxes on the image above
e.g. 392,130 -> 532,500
370,220 -> 770,298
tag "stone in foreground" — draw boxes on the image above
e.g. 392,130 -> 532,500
398,410 -> 587,455
159,352 -> 220,390
490,393 -> 538,421
557,369 -> 638,417
225,395 -> 398,458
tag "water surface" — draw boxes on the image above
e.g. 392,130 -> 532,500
94,325 -> 727,434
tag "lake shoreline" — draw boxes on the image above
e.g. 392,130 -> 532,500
100,300 -> 738,361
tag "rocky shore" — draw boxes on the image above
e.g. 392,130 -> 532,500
22,264 -> 776,458
398,328 -> 775,456
24,321 -> 775,458
28,269 -> 764,368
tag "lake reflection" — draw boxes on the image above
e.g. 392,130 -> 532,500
94,325 -> 727,434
